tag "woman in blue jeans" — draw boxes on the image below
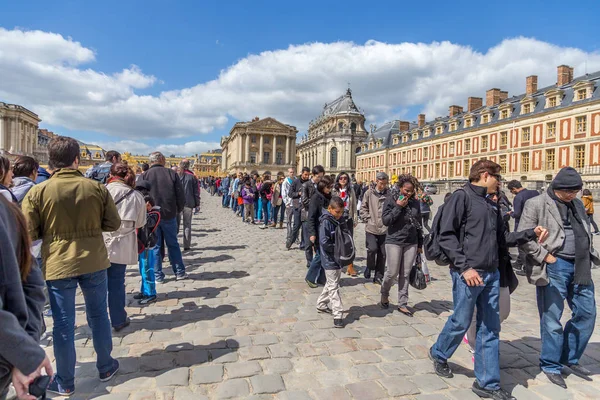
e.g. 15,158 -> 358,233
104,163 -> 147,331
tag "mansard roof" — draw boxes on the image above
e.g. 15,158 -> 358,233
309,89 -> 364,128
358,69 -> 600,155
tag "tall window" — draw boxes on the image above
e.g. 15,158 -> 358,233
250,152 -> 257,163
546,149 -> 555,170
521,127 -> 531,142
338,122 -> 344,131
435,163 -> 441,179
276,137 -> 283,145
276,152 -> 283,165
330,147 -> 338,168
499,155 -> 507,174
449,142 -> 455,154
393,153 -> 397,164
575,145 -> 586,168
251,135 -> 257,143
350,122 -> 357,134
263,152 -> 270,163
481,136 -> 488,150
576,116 -> 587,133
448,161 -> 454,177
449,122 -> 457,132
500,131 -> 508,146
521,152 -> 530,173
546,122 -> 556,139
464,139 -> 471,152
423,166 -> 428,180
435,145 -> 441,156
264,137 -> 270,144
412,149 -> 416,160
463,160 -> 471,177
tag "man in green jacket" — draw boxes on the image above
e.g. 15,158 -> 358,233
22,136 -> 122,396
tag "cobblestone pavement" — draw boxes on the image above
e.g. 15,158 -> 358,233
43,191 -> 600,399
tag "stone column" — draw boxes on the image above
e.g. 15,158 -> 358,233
285,136 -> 290,165
272,136 -> 277,165
259,134 -> 264,164
222,147 -> 227,171
10,118 -> 17,153
0,117 -> 4,151
245,134 -> 250,163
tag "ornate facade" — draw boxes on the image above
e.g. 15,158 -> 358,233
356,65 -> 600,184
195,150 -> 222,177
0,102 -> 41,157
221,117 -> 298,175
297,89 -> 368,175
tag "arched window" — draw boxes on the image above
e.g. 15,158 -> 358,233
350,122 -> 357,135
330,147 -> 338,169
338,122 -> 344,131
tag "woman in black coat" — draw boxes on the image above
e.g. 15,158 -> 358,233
305,175 -> 334,287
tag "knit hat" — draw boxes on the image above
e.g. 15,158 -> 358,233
376,172 -> 389,181
552,167 -> 583,190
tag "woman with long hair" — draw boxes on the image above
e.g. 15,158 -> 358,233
104,163 -> 146,331
380,174 -> 423,316
0,155 -> 17,203
305,175 -> 334,287
0,195 -> 53,399
332,171 -> 358,276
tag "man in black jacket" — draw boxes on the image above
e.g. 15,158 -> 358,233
178,159 -> 200,251
139,152 -> 187,282
507,180 -> 539,274
429,160 -> 516,400
299,165 -> 324,267
286,167 -> 310,250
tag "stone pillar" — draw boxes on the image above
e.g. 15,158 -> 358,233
10,118 -> 17,153
285,136 -> 290,165
259,134 -> 264,164
222,147 -> 227,171
245,134 -> 250,163
0,117 -> 4,151
272,136 -> 277,165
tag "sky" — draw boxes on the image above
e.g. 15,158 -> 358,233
1,0 -> 600,156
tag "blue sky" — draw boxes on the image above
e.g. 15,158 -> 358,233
1,0 -> 599,155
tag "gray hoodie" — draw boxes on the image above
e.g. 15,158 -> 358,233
0,198 -> 46,377
11,176 -> 36,205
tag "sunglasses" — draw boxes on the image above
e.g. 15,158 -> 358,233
489,173 -> 502,181
339,176 -> 348,180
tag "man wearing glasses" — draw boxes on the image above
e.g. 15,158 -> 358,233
429,160 -> 517,400
518,167 -> 598,389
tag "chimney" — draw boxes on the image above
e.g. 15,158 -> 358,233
526,75 -> 538,95
499,91 -> 508,102
449,105 -> 463,117
557,65 -> 574,86
486,88 -> 501,107
467,97 -> 483,112
418,114 -> 426,128
398,121 -> 410,132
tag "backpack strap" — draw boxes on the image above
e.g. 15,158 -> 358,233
114,189 -> 135,205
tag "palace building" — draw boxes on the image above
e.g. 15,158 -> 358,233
356,65 -> 600,184
297,89 -> 368,175
195,149 -> 222,177
221,117 -> 298,175
0,102 -> 41,157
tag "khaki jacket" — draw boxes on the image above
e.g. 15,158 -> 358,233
583,195 -> 594,215
359,187 -> 390,235
271,182 -> 283,207
22,169 -> 121,280
104,181 -> 147,265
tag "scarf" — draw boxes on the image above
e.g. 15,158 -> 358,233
547,186 -> 592,285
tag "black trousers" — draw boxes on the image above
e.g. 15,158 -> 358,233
302,221 -> 314,266
365,232 -> 386,278
287,206 -> 302,245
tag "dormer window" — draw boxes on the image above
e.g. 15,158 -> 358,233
412,131 -> 418,140
464,119 -> 473,128
500,109 -> 509,119
547,97 -> 557,108
435,126 -> 443,135
369,142 -> 374,150
522,103 -> 532,114
402,135 -> 408,143
393,136 -> 399,145
576,89 -> 586,101
449,122 -> 457,132
423,128 -> 431,138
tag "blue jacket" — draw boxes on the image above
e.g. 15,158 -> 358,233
35,167 -> 51,184
319,210 -> 344,270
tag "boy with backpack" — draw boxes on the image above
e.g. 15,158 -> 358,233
133,189 -> 161,305
316,197 -> 354,328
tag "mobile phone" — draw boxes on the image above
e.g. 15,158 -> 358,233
398,195 -> 405,201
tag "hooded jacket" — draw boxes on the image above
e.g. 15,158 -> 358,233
307,190 -> 331,239
35,167 -> 51,184
319,210 -> 343,270
11,176 -> 36,205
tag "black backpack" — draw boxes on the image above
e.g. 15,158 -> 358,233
423,188 -> 469,266
334,219 -> 356,267
137,210 -> 161,254
90,164 -> 111,184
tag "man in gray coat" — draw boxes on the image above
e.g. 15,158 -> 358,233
518,167 -> 599,389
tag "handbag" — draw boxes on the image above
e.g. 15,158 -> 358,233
409,254 -> 427,290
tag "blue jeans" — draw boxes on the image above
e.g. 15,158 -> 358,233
47,270 -> 115,390
255,199 -> 260,220
261,198 -> 270,226
139,249 -> 157,297
306,247 -> 326,284
107,263 -> 128,328
536,257 -> 596,374
153,217 -> 186,279
222,191 -> 229,206
432,269 -> 501,390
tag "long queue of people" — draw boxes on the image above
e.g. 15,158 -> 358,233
215,160 -> 598,400
0,137 -> 201,398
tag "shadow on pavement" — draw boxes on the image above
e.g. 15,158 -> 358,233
344,304 -> 394,324
186,270 -> 249,281
412,299 -> 453,315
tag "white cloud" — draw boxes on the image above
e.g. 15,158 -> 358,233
1,27 -> 600,153
96,139 -> 221,157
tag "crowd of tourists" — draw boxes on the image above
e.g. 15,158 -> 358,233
1,134 -> 599,400
214,161 -> 599,400
0,136 -> 200,398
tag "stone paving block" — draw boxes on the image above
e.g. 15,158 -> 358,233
174,388 -> 208,400
531,384 -> 574,400
252,334 -> 280,345
296,343 -> 330,357
210,348 -> 239,363
174,349 -> 209,366
156,367 -> 190,387
345,381 -> 388,399
275,390 -> 313,400
378,376 -> 420,396
348,350 -> 382,364
214,378 -> 250,399
376,347 -> 412,361
262,358 -> 294,374
283,373 -> 321,391
112,376 -> 156,392
384,325 -> 420,338
225,361 -> 263,378
250,374 -> 286,394
505,385 -> 543,400
353,338 -> 383,350
315,370 -> 353,387
331,328 -> 361,339
269,343 -> 299,358
446,389 -> 483,400
310,386 -> 352,400
304,329 -> 334,343
152,330 -> 183,342
239,346 -> 271,360
349,364 -> 385,381
324,339 -> 357,354
211,327 -> 237,337
319,356 -> 353,371
129,391 -> 157,400
415,394 -> 451,400
190,364 -> 224,384
409,374 -> 449,392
